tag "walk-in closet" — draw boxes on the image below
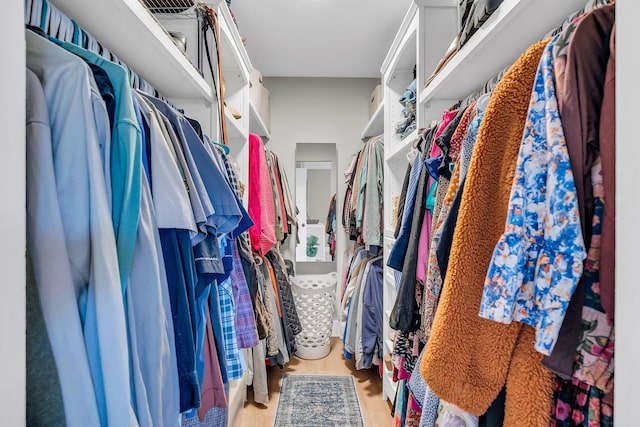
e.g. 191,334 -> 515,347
2,0 -> 638,426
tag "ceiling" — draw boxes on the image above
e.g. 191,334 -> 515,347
229,0 -> 413,78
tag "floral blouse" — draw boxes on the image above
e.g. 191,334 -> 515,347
479,36 -> 587,356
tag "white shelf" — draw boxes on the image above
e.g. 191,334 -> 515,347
218,1 -> 252,79
361,101 -> 385,139
385,339 -> 394,354
381,4 -> 419,79
386,129 -> 418,162
225,109 -> 247,139
418,0 -> 588,106
52,0 -> 214,103
382,369 -> 398,403
225,109 -> 248,163
249,101 -> 271,140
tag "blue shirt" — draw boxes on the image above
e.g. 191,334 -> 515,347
127,170 -> 181,426
27,30 -> 136,427
208,144 -> 254,238
142,95 -> 244,236
26,66 -> 102,427
388,152 -> 423,271
134,93 -> 198,235
61,42 -> 142,296
480,37 -> 587,355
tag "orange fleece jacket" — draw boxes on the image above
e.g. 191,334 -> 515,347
420,39 -> 554,426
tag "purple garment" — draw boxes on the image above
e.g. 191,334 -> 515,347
230,239 -> 259,349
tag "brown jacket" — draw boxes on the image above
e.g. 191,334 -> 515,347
420,39 -> 554,426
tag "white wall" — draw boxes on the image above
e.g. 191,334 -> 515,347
263,77 -> 379,280
616,1 -> 639,424
0,1 -> 26,423
306,169 -> 332,222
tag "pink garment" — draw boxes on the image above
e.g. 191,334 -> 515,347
248,133 -> 276,255
197,314 -> 227,420
405,393 -> 423,426
434,109 -> 458,140
430,143 -> 442,159
397,356 -> 411,381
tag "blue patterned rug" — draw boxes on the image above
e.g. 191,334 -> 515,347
274,374 -> 365,426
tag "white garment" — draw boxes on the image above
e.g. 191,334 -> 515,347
26,68 -> 101,427
251,341 -> 269,405
435,401 -> 479,427
135,93 -> 196,234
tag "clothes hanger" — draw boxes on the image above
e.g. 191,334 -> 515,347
26,0 -> 37,27
210,139 -> 230,155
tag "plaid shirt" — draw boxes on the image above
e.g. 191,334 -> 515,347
215,145 -> 253,251
231,239 -> 258,349
217,277 -> 243,381
216,146 -> 241,198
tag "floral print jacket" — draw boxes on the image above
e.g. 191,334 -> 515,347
479,36 -> 587,356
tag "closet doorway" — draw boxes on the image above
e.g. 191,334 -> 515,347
293,143 -> 337,276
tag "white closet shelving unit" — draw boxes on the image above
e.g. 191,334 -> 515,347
380,3 -> 420,403
52,0 -> 214,101
152,0 -> 251,203
39,0 -> 253,424
218,3 -> 251,147
380,0 -> 598,406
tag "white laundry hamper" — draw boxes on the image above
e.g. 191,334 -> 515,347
291,272 -> 338,359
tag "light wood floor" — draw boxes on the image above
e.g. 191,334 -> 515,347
238,337 -> 393,426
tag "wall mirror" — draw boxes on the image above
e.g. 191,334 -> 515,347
294,143 -> 337,271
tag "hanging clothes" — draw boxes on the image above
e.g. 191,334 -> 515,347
339,135 -> 386,369
24,5 -> 265,424
239,133 -> 300,403
325,194 -> 337,260
544,4 -> 616,378
248,133 -> 277,255
480,35 -> 587,356
342,253 -> 384,370
25,64 -> 103,427
26,29 -> 137,427
342,134 -> 385,250
385,4 -> 618,427
420,40 -> 554,425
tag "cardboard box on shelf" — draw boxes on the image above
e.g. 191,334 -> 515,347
249,68 -> 262,86
369,84 -> 383,118
249,68 -> 270,132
